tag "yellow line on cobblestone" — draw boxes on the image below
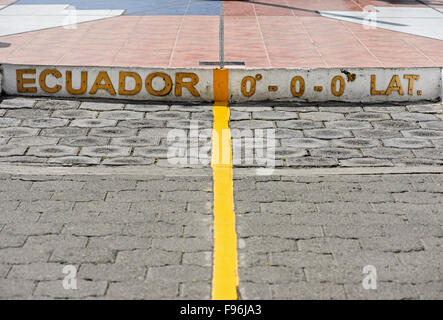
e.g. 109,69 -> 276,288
211,69 -> 238,300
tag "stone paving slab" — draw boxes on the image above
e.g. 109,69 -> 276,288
234,173 -> 443,300
0,97 -> 442,168
0,171 -> 213,299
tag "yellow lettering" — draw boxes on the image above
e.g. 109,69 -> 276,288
66,71 -> 87,95
175,73 -> 200,97
89,71 -> 116,95
16,69 -> 37,93
39,69 -> 62,93
385,75 -> 404,96
241,76 -> 256,97
331,76 -> 345,97
403,75 -> 419,95
370,75 -> 386,95
119,71 -> 142,96
290,76 -> 305,97
145,72 -> 172,96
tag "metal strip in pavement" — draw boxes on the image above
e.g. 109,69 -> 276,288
211,69 -> 239,300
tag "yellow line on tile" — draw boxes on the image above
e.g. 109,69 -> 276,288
211,69 -> 238,300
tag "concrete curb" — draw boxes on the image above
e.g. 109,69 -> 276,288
0,63 -> 442,103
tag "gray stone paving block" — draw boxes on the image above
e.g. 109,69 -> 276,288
6,109 -> 50,119
290,213 -> 351,225
252,111 -> 298,120
107,190 -> 160,202
107,280 -> 179,299
63,223 -> 123,237
35,99 -> 80,110
0,156 -> 49,164
383,138 -> 433,148
102,157 -> 156,166
319,106 -> 363,113
260,201 -> 316,214
88,236 -> 150,250
179,282 -> 210,299
277,120 -> 324,129
80,146 -> 131,157
0,210 -> 40,224
24,235 -> 88,249
47,156 -> 101,165
402,130 -> 443,139
88,127 -> 136,137
0,137 -> 8,144
0,235 -> 27,248
346,112 -> 390,121
384,223 -> 443,237
2,223 -> 63,236
99,111 -> 144,120
393,192 -> 443,204
51,109 -> 98,119
324,224 -> 384,238
278,105 -> 318,112
416,281 -> 443,299
271,251 -> 335,267
132,147 -> 168,158
0,248 -> 51,264
304,266 -> 361,284
344,282 -> 419,300
0,145 -> 27,156
35,280 -> 108,298
0,118 -> 21,127
286,157 -> 338,167
0,279 -> 35,298
0,98 -> 36,109
391,112 -> 437,121
190,112 -> 213,121
117,119 -> 165,128
419,121 -> 443,130
110,137 -> 159,146
160,190 -> 211,201
125,104 -> 169,112
50,248 -> 115,263
361,147 -> 413,159
79,264 -> 146,282
238,222 -> 322,238
239,237 -> 297,253
305,129 -> 353,139
422,237 -> 443,250
236,189 -> 285,202
406,104 -> 442,113
41,127 -> 88,137
300,112 -> 345,121
123,223 -> 182,237
361,236 -> 424,252
363,105 -> 406,112
373,120 -> 419,130
8,136 -> 59,146
398,250 -> 443,268
297,238 -> 361,253
116,249 -> 181,266
230,120 -> 275,129
18,200 -> 73,213
332,138 -> 380,148
239,283 -> 273,299
152,237 -> 212,252
165,119 -> 212,129
146,111 -> 189,120
147,265 -> 211,283
171,105 -> 211,112
281,138 -> 330,148
352,129 -> 402,139
271,282 -> 346,300
0,264 -> 10,278
310,148 -> 362,159
325,121 -> 372,129
52,190 -> 106,201
182,251 -> 212,267
59,136 -> 109,147
22,118 -> 68,128
273,128 -> 303,138
70,119 -> 117,128
8,263 -> 67,280
394,157 -> 443,166
80,102 -> 124,111
334,250 -> 399,267
340,158 -> 393,167
230,111 -> 251,120
0,127 -> 39,137
27,145 -> 78,157
239,266 -> 303,283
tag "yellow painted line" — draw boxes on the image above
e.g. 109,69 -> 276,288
211,69 -> 239,300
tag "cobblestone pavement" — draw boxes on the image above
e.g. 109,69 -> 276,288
0,98 -> 442,168
0,97 -> 442,300
235,173 -> 443,300
0,171 -> 213,299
